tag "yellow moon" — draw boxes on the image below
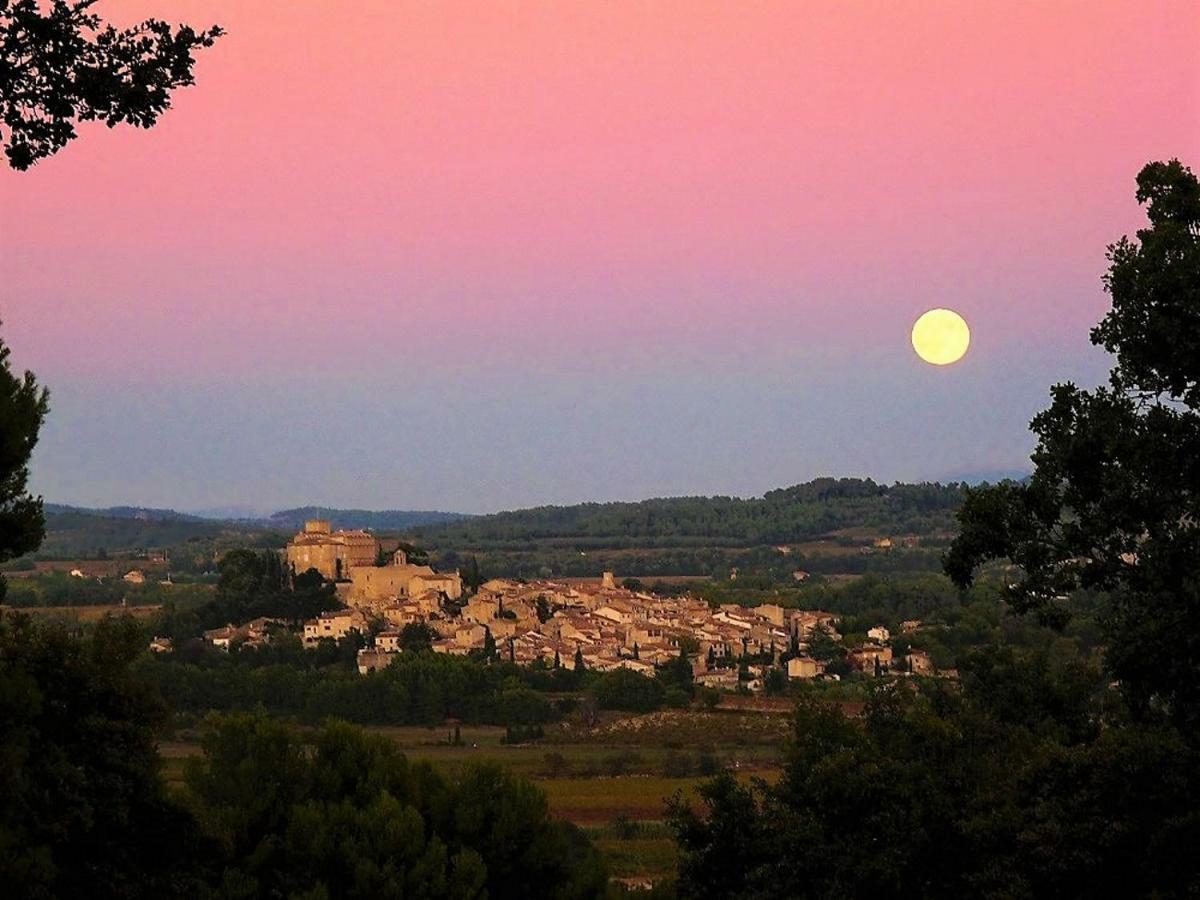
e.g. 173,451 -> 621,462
911,308 -> 970,365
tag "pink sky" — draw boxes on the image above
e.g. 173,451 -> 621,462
3,1 -> 1199,510
6,0 -> 1197,381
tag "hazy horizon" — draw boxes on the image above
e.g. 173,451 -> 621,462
44,459 -> 1035,520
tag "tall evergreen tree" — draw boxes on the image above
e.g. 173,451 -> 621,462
0,328 -> 49,603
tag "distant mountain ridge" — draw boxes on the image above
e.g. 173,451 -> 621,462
43,503 -> 472,530
44,503 -> 209,523
264,507 -> 472,531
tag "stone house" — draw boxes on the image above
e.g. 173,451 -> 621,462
375,630 -> 403,653
787,655 -> 825,679
906,649 -> 935,675
849,644 -> 893,673
303,608 -> 366,646
867,625 -> 891,643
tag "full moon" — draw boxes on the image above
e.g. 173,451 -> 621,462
911,308 -> 970,365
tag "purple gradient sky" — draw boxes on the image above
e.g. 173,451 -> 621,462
4,1 -> 1198,513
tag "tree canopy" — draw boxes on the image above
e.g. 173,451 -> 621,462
0,612 -> 611,898
184,715 -> 607,900
946,159 -> 1200,727
670,658 -> 1200,898
0,614 -> 209,898
0,0 -> 222,169
0,328 -> 49,602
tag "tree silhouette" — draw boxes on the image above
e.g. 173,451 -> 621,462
947,159 -> 1200,727
0,327 -> 49,602
0,0 -> 222,169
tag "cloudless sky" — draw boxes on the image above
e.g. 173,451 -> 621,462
4,1 -> 1199,513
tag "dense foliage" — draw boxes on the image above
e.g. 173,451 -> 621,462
0,0 -> 222,169
669,649 -> 1200,898
947,160 -> 1200,728
0,613 -> 609,899
0,615 -> 208,898
136,644 -> 705,729
185,715 -> 607,900
137,650 -> 552,726
440,542 -> 947,581
0,329 -> 49,603
151,549 -> 341,643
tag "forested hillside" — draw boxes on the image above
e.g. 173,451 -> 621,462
44,503 -> 208,522
29,480 -> 970,581
266,507 -> 471,531
30,506 -> 469,561
420,479 -> 966,549
39,509 -> 245,558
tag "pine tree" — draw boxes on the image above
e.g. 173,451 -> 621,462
0,328 -> 50,602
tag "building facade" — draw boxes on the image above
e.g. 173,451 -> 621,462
286,519 -> 379,580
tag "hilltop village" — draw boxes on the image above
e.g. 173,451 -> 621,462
200,521 -> 939,687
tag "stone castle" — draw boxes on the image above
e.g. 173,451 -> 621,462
285,519 -> 462,610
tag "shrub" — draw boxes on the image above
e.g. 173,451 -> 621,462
661,750 -> 694,778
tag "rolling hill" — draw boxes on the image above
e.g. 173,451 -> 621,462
416,478 -> 967,549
